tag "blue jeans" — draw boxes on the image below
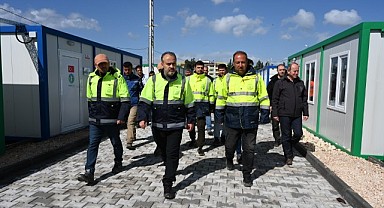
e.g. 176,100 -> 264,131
206,115 -> 212,130
85,124 -> 123,173
279,116 -> 303,159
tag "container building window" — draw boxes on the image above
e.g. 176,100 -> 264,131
304,61 -> 316,104
327,52 -> 349,112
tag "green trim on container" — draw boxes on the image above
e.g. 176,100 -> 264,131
350,25 -> 372,157
299,55 -> 304,77
0,38 -> 4,155
359,155 -> 384,160
303,126 -> 351,154
289,22 -> 384,159
289,22 -> 384,60
316,47 -> 324,132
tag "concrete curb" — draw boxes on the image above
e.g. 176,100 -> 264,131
295,143 -> 373,208
0,138 -> 89,182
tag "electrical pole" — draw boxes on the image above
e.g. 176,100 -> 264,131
148,0 -> 154,71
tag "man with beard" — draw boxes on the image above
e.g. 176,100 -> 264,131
137,51 -> 195,199
216,51 -> 269,187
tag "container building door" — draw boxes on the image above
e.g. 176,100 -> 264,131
59,50 -> 82,132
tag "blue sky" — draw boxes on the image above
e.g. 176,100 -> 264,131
1,0 -> 383,65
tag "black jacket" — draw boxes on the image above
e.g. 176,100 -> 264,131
271,76 -> 309,118
267,74 -> 280,101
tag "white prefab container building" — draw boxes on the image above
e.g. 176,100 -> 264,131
1,25 -> 142,141
288,22 -> 384,160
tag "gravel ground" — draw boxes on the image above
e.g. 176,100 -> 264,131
301,129 -> 384,208
0,127 -> 382,207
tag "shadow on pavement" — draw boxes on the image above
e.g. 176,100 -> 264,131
174,157 -> 226,192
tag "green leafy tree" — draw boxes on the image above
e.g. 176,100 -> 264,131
227,59 -> 233,71
255,60 -> 264,70
184,58 -> 196,71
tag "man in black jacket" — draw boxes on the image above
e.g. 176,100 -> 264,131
271,62 -> 308,165
267,64 -> 286,147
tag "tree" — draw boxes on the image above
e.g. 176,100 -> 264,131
184,58 -> 196,71
227,59 -> 233,71
255,60 -> 264,70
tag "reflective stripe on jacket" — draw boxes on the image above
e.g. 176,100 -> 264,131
216,67 -> 270,129
138,72 -> 195,130
87,67 -> 130,125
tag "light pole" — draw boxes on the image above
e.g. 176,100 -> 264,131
148,0 -> 155,71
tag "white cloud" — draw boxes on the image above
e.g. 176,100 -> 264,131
182,14 -> 207,34
281,34 -> 292,40
324,9 -> 361,26
210,14 -> 264,37
211,0 -> 239,5
232,8 -> 240,13
282,9 -> 315,29
177,8 -> 190,18
162,15 -> 174,24
127,32 -> 139,40
316,32 -> 330,42
0,3 -> 100,30
211,0 -> 226,5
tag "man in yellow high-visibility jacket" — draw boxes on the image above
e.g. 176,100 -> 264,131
188,61 -> 215,156
216,51 -> 270,187
137,51 -> 195,199
78,54 -> 131,185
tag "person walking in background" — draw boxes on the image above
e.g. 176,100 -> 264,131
272,62 -> 308,165
137,51 -> 195,199
77,54 -> 130,184
216,51 -> 269,187
184,68 -> 192,77
203,66 -> 214,136
213,64 -> 227,146
188,61 -> 215,156
122,62 -> 143,150
135,65 -> 146,86
267,64 -> 286,147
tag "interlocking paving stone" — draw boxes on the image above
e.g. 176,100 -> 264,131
0,124 -> 352,207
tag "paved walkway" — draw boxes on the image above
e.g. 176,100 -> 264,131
0,124 -> 351,207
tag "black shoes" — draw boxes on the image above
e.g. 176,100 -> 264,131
226,159 -> 234,170
243,177 -> 253,187
197,147 -> 205,156
163,185 -> 175,199
112,163 -> 123,174
77,170 -> 94,184
286,158 -> 293,165
207,129 -> 214,136
274,140 -> 281,147
126,144 -> 136,150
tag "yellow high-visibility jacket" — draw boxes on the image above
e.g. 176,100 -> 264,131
87,67 -> 131,125
216,67 -> 270,129
138,72 -> 195,130
188,73 -> 214,118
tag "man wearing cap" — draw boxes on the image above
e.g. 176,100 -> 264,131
77,54 -> 131,184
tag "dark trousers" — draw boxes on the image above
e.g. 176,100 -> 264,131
225,127 -> 257,177
271,118 -> 281,143
85,124 -> 123,173
189,118 -> 206,147
279,116 -> 303,159
152,128 -> 183,185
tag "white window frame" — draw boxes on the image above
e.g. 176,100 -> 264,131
304,60 -> 316,105
327,51 -> 350,112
